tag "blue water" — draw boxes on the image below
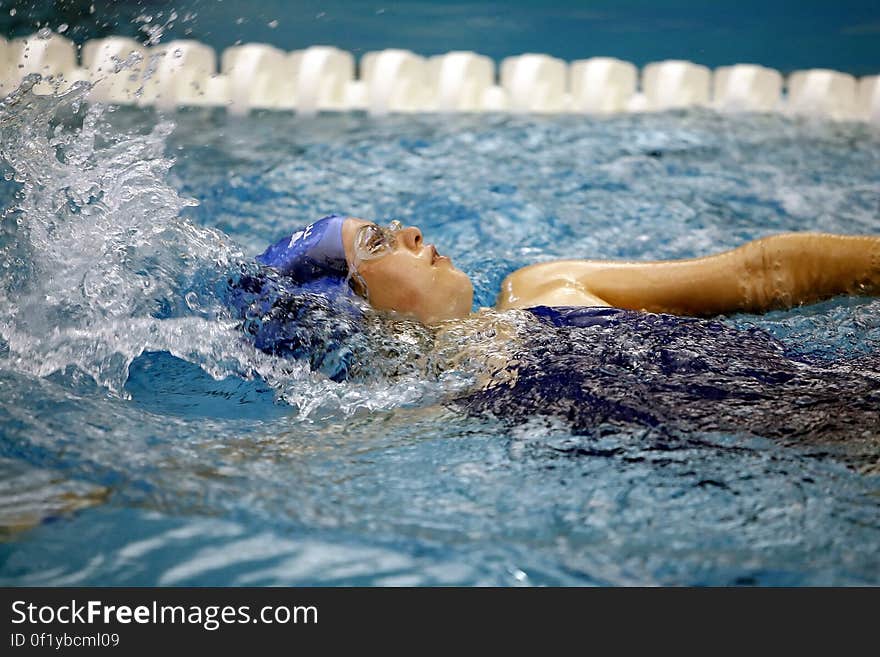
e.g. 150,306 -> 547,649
1,85 -> 879,584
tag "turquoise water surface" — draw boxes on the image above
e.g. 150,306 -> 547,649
0,81 -> 879,585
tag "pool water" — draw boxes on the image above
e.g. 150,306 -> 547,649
1,82 -> 879,585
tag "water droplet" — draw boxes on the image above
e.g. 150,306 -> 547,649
268,20 -> 279,29
235,17 -> 245,25
57,23 -> 69,33
9,8 -> 17,17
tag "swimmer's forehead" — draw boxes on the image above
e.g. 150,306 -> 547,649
345,217 -> 374,230
346,217 -> 400,232
342,217 -> 399,241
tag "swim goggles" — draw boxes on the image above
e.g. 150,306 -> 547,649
353,220 -> 403,262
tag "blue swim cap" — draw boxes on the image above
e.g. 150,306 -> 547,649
256,214 -> 349,285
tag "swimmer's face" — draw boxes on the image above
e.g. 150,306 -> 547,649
341,218 -> 473,324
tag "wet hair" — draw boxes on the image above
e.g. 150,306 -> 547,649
226,257 -> 366,382
232,216 -> 434,381
224,215 -> 357,380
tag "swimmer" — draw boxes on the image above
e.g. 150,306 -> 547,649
235,215 -> 880,465
252,214 -> 880,324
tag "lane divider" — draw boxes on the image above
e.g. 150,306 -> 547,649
1,32 -> 877,122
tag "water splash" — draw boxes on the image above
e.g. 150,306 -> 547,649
0,78 -> 257,393
0,80 -> 492,416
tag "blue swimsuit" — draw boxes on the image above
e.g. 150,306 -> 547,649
456,305 -> 880,458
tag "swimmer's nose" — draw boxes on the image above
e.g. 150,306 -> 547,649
399,226 -> 423,252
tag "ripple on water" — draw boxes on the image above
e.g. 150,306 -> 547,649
1,83 -> 879,585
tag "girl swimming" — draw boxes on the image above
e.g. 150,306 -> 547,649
249,213 -> 880,324
230,214 -> 880,467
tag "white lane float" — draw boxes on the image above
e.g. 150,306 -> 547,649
82,36 -> 147,104
188,74 -> 231,108
222,43 -> 289,113
642,60 -> 711,110
0,36 -> 14,83
786,69 -> 859,120
5,30 -> 879,124
480,85 -> 509,112
289,46 -> 355,115
428,51 -> 494,112
570,57 -> 637,114
360,49 -> 431,114
5,32 -> 80,95
713,64 -> 783,112
0,36 -> 21,96
139,40 -> 221,109
857,75 -> 880,123
343,79 -> 369,111
500,54 -> 567,112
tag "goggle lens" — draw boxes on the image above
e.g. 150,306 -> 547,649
355,220 -> 403,261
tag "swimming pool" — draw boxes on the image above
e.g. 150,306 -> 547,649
1,82 -> 879,585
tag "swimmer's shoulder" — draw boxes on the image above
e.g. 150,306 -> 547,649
497,260 -> 611,310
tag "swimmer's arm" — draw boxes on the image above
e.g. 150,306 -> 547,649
499,233 -> 880,316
